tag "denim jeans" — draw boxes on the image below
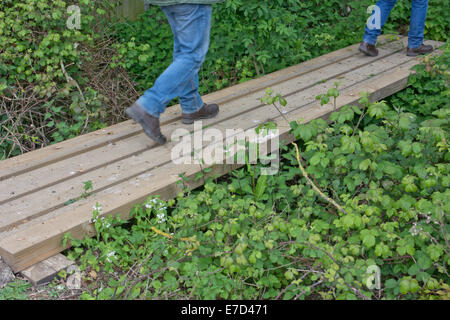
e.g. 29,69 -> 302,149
137,4 -> 212,118
363,0 -> 429,49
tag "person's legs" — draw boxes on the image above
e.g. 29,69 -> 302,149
162,8 -> 205,114
173,6 -> 210,115
136,4 -> 212,118
178,74 -> 204,114
363,0 -> 398,45
408,0 -> 429,48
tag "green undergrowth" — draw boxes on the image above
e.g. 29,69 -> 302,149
62,47 -> 449,300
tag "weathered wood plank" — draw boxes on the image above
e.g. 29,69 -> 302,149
20,253 -> 74,286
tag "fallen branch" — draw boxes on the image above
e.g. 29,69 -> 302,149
292,142 -> 348,214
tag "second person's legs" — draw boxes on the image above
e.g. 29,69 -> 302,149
408,0 -> 429,48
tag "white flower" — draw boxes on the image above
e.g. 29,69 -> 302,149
106,251 -> 116,263
409,223 -> 419,236
157,212 -> 166,223
93,203 -> 102,213
145,198 -> 160,209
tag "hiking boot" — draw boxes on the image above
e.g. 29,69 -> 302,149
359,41 -> 379,57
406,44 -> 433,57
125,103 -> 167,145
181,103 -> 219,124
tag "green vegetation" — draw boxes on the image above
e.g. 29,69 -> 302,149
0,279 -> 31,300
61,47 -> 449,300
0,0 -> 135,159
0,0 -> 448,301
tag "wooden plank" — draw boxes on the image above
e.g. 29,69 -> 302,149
0,37 -> 407,205
0,46 -> 442,272
20,253 -> 74,286
0,38 -> 410,230
0,40 -> 428,233
0,36 -> 396,181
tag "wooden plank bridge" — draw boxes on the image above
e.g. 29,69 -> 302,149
0,36 -> 444,273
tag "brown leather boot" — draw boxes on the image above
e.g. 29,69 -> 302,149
359,41 -> 379,57
406,44 -> 433,57
125,103 -> 167,145
181,103 -> 220,124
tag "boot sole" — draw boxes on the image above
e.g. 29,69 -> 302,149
126,107 -> 167,145
181,108 -> 220,125
406,51 -> 433,57
358,47 -> 378,57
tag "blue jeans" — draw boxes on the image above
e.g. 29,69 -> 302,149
137,4 -> 212,118
363,0 -> 429,48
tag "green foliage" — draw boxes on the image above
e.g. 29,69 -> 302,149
0,280 -> 31,300
316,81 -> 341,111
0,0 -> 122,159
387,52 -> 449,117
64,180 -> 94,206
2,0 -> 449,300
1,0 -> 447,160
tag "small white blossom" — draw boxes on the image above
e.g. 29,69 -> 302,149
157,212 -> 166,223
409,223 -> 419,236
106,251 -> 116,263
145,198 -> 160,209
